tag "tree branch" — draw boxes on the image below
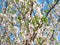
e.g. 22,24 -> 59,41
30,22 -> 43,42
50,30 -> 55,41
46,0 -> 59,16
30,0 -> 33,17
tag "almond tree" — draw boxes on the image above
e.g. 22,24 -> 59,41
0,0 -> 60,45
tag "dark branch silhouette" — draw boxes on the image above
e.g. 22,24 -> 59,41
46,0 -> 59,16
30,0 -> 33,17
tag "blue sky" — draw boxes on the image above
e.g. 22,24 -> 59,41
0,0 -> 3,13
0,3 -> 2,13
0,0 -> 52,13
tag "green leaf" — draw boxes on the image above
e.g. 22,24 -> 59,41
50,29 -> 53,33
25,20 -> 30,32
35,16 -> 39,23
44,10 -> 49,13
53,38 -> 56,40
15,0 -> 19,3
37,37 -> 42,44
41,16 -> 48,23
31,0 -> 36,2
18,16 -> 21,21
55,43 -> 60,45
1,39 -> 5,42
6,37 -> 10,42
25,20 -> 31,26
20,32 -> 23,35
9,5 -> 13,8
48,4 -> 51,7
32,18 -> 36,25
33,29 -> 36,32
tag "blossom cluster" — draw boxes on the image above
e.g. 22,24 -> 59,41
0,0 -> 60,45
